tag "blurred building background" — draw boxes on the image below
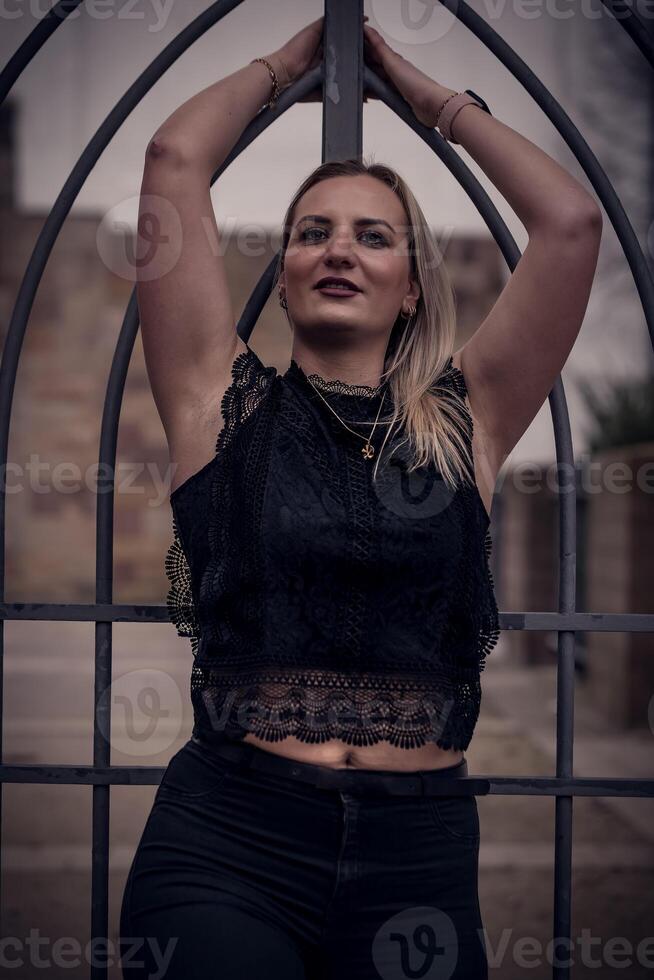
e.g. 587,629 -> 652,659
1,2 -> 653,978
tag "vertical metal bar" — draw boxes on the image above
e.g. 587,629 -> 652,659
650,16 -> 654,301
90,294 -> 139,980
322,0 -> 364,162
91,496 -> 115,974
575,465 -> 588,677
551,389 -> 577,980
91,627 -> 112,980
490,492 -> 503,606
0,390 -> 4,945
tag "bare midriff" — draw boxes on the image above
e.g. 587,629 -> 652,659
242,732 -> 464,771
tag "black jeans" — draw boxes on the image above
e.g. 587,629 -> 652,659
119,737 -> 487,979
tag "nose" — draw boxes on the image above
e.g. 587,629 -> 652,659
323,226 -> 356,264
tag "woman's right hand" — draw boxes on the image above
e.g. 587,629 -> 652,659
264,14 -> 371,105
263,16 -> 324,103
269,16 -> 323,85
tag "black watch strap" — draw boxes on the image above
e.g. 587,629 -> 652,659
464,89 -> 492,116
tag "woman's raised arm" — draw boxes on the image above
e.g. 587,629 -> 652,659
363,23 -> 603,476
136,18 -> 323,493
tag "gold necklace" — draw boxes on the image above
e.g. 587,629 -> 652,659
307,380 -> 388,459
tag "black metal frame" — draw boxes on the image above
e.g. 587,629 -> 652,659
0,2 -> 653,978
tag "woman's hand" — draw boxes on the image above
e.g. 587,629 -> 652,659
363,23 -> 455,127
264,16 -> 325,103
264,15 -> 374,105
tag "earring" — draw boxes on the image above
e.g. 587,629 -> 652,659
401,304 -> 417,319
278,289 -> 288,311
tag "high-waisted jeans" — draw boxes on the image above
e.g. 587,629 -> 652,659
119,736 -> 488,979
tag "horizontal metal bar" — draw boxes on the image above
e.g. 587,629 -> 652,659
0,602 -> 169,623
1,766 -> 652,797
500,612 -> 654,632
1,604 -> 653,632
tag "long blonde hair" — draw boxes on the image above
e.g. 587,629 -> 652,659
275,156 -> 475,491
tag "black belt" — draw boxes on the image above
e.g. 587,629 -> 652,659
191,734 -> 487,798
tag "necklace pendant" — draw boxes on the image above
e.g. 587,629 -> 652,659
362,443 -> 375,459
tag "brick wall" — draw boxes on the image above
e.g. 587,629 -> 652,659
494,445 -> 654,728
495,464 -> 560,665
584,442 -> 654,729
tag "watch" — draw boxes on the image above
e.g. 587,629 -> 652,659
437,89 -> 493,144
464,89 -> 492,115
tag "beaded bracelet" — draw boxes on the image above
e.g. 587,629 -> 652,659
434,91 -> 458,129
250,57 -> 280,110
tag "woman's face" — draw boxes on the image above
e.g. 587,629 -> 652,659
280,175 -> 420,343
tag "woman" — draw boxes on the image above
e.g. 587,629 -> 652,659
119,16 -> 602,979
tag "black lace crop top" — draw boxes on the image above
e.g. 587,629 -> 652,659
165,344 -> 500,751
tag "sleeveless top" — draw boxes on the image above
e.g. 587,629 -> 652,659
164,344 -> 500,751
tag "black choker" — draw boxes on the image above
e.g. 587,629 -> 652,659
288,358 -> 387,399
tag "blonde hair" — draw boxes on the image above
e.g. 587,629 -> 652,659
274,156 -> 475,492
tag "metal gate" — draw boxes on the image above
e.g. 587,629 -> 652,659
1,2 -> 653,978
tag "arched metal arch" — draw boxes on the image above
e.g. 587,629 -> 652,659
0,2 -> 653,978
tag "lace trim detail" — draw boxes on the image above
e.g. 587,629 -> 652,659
297,355 -> 462,403
191,666 -> 482,750
479,526 -> 501,671
216,346 -> 278,456
164,513 -> 200,658
308,375 -> 386,397
291,358 -> 387,398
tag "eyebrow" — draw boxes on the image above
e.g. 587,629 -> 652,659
296,214 -> 397,234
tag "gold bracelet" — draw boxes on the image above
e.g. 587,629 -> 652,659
433,91 -> 459,129
250,57 -> 280,111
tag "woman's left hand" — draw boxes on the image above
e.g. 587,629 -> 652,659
363,23 -> 454,127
